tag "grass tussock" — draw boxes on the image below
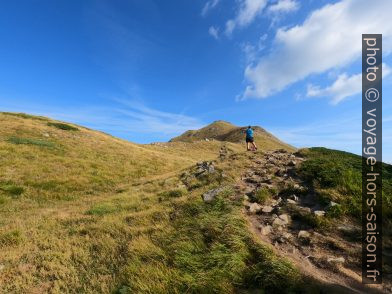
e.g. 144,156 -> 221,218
7,136 -> 56,148
47,122 -> 79,131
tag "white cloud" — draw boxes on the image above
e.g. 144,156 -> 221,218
241,34 -> 268,63
306,63 -> 391,104
267,0 -> 299,14
202,0 -> 220,17
242,0 -> 392,99
225,0 -> 268,36
208,26 -> 219,39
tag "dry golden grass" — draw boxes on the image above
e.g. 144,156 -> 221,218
0,112 -> 301,293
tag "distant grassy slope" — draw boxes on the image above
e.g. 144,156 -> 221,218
0,112 -> 224,203
297,147 -> 392,218
169,120 -> 294,152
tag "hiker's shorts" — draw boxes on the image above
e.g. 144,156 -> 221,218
246,137 -> 254,143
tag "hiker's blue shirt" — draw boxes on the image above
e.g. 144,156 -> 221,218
246,128 -> 253,139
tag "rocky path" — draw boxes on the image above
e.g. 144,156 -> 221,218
237,149 -> 388,294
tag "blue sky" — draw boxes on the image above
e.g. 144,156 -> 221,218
0,0 -> 391,161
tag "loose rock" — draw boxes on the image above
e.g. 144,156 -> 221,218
298,230 -> 311,239
202,187 -> 224,202
313,210 -> 326,217
248,203 -> 262,214
262,206 -> 274,213
259,225 -> 272,235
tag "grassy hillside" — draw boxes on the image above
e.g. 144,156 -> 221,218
0,112 -> 229,204
0,113 -> 305,293
170,120 -> 294,152
3,113 -> 389,293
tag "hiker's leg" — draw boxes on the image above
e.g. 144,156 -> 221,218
246,142 -> 250,151
252,142 -> 257,150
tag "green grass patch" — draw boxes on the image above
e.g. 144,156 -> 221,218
158,189 -> 185,199
297,147 -> 392,219
47,122 -> 79,131
251,187 -> 273,204
7,136 -> 55,148
116,187 -> 303,293
86,203 -> 118,216
0,183 -> 24,197
0,230 -> 23,247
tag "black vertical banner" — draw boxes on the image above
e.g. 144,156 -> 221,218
362,34 -> 382,284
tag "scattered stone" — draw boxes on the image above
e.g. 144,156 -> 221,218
273,217 -> 286,227
43,132 -> 50,137
298,230 -> 311,239
262,205 -> 274,213
289,194 -> 299,201
288,160 -> 296,166
259,225 -> 272,235
313,210 -> 326,217
195,161 -> 215,176
326,201 -> 339,210
245,176 -> 262,184
273,214 -> 290,226
202,187 -> 224,202
0,264 -> 4,271
327,257 -> 345,264
248,203 -> 262,214
287,199 -> 297,205
278,214 -> 290,224
297,206 -> 312,214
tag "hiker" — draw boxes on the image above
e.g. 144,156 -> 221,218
246,126 -> 257,151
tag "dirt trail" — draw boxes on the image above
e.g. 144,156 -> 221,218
235,149 -> 389,294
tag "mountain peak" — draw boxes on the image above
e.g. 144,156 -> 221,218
169,121 -> 293,150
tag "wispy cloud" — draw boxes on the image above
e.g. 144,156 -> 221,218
306,63 -> 391,104
0,97 -> 203,142
225,0 -> 268,36
202,0 -> 220,16
266,0 -> 299,27
241,0 -> 392,99
267,0 -> 299,14
208,26 -> 220,39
